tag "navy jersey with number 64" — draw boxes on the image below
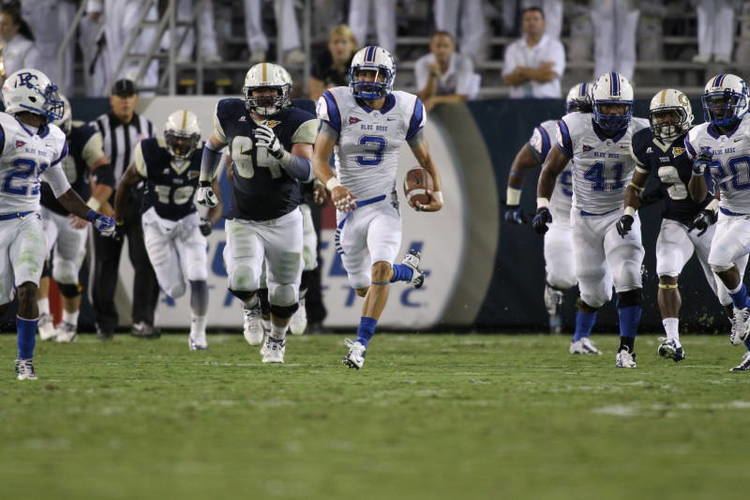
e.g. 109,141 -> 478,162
213,98 -> 318,221
631,128 -> 712,226
133,137 -> 202,221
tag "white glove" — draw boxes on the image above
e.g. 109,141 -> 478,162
196,182 -> 218,208
253,124 -> 284,159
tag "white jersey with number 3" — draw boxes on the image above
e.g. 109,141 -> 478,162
0,112 -> 68,213
686,113 -> 750,214
557,112 -> 648,215
529,119 -> 573,220
316,86 -> 426,200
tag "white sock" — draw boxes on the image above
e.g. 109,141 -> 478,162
663,318 -> 680,344
62,310 -> 79,327
38,298 -> 50,316
190,314 -> 207,340
270,321 -> 287,340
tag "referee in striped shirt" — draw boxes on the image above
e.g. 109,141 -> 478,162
90,79 -> 160,339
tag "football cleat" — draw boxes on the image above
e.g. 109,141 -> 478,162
657,338 -> 685,362
342,338 -> 366,369
401,249 -> 425,289
188,333 -> 208,351
54,322 -> 77,343
131,322 -> 160,339
289,297 -> 307,336
15,358 -> 36,381
261,336 -> 285,364
615,347 -> 637,368
730,308 -> 750,345
569,337 -> 601,355
731,351 -> 750,372
38,313 -> 56,341
243,304 -> 264,346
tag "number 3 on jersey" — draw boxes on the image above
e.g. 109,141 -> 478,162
356,135 -> 386,166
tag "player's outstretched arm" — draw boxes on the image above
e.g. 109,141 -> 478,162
43,164 -> 115,236
617,169 -> 648,237
688,147 -> 712,202
113,164 -> 143,224
407,130 -> 443,212
505,143 -> 541,224
313,121 -> 356,212
533,145 -> 568,234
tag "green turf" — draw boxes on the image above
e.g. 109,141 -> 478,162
0,333 -> 748,500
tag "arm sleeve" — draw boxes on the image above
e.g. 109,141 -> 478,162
316,91 -> 342,135
41,164 -> 72,198
133,142 -> 147,177
556,118 -> 574,158
405,97 -> 426,141
292,119 -> 319,144
82,131 -> 107,168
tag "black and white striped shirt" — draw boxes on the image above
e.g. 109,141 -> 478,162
90,112 -> 154,180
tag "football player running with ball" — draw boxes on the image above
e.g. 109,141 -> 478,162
686,74 -> 750,372
115,110 -> 213,351
535,72 -> 649,368
313,46 -> 444,370
0,69 -> 115,380
196,63 -> 318,364
626,88 -> 744,363
504,82 -> 591,336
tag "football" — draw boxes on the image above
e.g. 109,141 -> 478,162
403,167 -> 434,207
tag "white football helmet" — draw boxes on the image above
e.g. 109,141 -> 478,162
349,46 -> 396,100
164,110 -> 201,159
53,94 -> 72,135
648,89 -> 693,141
2,68 -> 64,121
565,82 -> 592,113
701,73 -> 748,128
242,63 -> 292,116
591,72 -> 634,133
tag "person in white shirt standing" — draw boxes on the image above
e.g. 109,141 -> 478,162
502,7 -> 566,99
0,5 -> 38,87
415,31 -> 479,110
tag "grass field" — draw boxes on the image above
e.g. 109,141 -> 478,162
1,333 -> 749,500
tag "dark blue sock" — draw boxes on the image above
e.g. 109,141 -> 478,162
730,284 -> 750,309
390,264 -> 414,283
618,305 -> 642,338
17,316 -> 37,360
356,316 -> 378,347
573,310 -> 597,342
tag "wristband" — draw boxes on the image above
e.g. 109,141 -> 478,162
628,182 -> 643,193
536,197 -> 550,209
85,209 -> 97,222
85,197 -> 101,211
506,187 -> 522,206
326,177 -> 341,191
432,191 -> 444,203
706,199 -> 719,212
624,206 -> 636,217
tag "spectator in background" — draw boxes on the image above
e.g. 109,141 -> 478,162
348,0 -> 395,53
170,0 -> 222,63
694,0 -> 736,64
502,7 -> 565,98
19,0 -> 75,95
503,0 -> 564,39
416,31 -> 479,110
592,0 -> 639,80
244,0 -> 305,65
308,24 -> 357,100
0,4 -> 37,85
434,0 -> 487,62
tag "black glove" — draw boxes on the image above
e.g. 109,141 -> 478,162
532,207 -> 552,235
504,204 -> 525,224
693,147 -> 713,175
616,214 -> 634,237
199,217 -> 212,237
688,209 -> 718,237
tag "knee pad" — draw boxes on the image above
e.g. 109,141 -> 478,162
229,264 -> 260,293
270,303 -> 298,319
617,289 -> 642,308
58,282 -> 82,298
576,297 -> 600,312
166,281 -> 187,300
52,259 -> 79,286
270,283 -> 298,307
229,288 -> 256,303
